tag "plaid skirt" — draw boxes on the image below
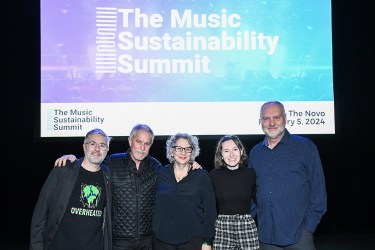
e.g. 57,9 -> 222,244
213,214 -> 259,250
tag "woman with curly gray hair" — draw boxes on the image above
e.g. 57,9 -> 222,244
152,133 -> 217,250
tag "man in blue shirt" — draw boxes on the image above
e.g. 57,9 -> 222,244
249,101 -> 327,250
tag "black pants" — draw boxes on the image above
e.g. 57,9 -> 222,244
152,236 -> 203,250
259,230 -> 315,250
113,237 -> 152,250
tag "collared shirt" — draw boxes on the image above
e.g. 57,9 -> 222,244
152,164 -> 217,245
249,129 -> 327,246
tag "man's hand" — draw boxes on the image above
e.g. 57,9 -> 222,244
191,161 -> 202,170
54,154 -> 77,167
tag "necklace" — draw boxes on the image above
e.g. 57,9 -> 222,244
227,165 -> 239,170
174,166 -> 190,182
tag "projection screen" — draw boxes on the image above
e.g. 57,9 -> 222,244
40,0 -> 334,137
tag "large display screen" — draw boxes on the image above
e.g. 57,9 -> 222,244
40,0 -> 334,137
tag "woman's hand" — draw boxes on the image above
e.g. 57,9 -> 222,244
202,243 -> 212,250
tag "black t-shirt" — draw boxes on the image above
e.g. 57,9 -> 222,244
50,166 -> 107,250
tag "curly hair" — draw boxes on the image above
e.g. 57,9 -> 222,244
166,133 -> 200,163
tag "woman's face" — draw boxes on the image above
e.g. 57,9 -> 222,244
172,138 -> 192,165
221,139 -> 241,168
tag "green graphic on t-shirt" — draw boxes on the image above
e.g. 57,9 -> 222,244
80,184 -> 101,209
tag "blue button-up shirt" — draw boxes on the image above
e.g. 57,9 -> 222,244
249,129 -> 327,246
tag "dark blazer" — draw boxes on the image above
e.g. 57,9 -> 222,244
30,158 -> 112,250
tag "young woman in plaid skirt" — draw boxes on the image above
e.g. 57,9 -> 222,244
210,135 -> 259,250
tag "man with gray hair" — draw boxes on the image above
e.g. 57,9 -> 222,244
249,101 -> 327,250
55,124 -> 161,249
30,128 -> 112,250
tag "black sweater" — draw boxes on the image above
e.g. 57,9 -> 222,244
210,166 -> 256,215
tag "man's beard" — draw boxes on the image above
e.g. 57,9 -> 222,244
263,126 -> 285,139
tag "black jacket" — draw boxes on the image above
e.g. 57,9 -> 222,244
30,158 -> 112,250
107,150 -> 161,239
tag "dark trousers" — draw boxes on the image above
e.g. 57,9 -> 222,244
113,237 -> 152,250
152,236 -> 203,250
259,230 -> 315,250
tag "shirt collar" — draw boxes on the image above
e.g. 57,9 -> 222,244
262,128 -> 291,147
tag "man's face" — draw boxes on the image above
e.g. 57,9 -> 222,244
128,130 -> 152,164
261,104 -> 286,140
83,134 -> 109,165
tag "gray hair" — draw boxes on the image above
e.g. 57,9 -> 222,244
129,124 -> 155,144
84,128 -> 112,146
166,133 -> 200,163
260,101 -> 286,119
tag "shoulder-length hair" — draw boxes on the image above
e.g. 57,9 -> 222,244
214,135 -> 248,169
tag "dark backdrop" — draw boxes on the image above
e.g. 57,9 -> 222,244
3,0 -> 374,247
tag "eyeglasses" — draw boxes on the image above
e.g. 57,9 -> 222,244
85,141 -> 109,151
172,146 -> 193,153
